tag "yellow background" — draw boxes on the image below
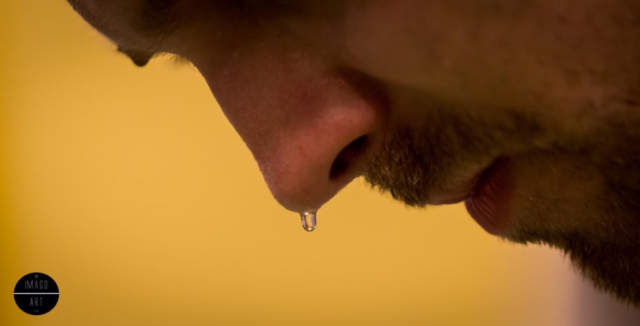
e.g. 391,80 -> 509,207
2,1 -> 634,325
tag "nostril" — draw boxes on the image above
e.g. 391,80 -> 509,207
329,135 -> 370,180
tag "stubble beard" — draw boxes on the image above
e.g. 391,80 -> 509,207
363,102 -> 640,306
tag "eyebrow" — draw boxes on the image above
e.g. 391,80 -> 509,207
134,0 -> 182,40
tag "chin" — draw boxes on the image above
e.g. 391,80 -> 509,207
505,208 -> 640,307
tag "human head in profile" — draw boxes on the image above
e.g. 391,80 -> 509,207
67,0 -> 640,306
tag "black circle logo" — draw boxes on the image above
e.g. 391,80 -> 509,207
14,272 -> 59,315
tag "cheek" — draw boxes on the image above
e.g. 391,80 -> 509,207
340,3 -> 451,91
337,1 -> 614,126
339,3 -> 532,114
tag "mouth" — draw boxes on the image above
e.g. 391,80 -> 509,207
430,158 -> 514,235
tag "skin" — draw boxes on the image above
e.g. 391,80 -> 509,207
67,0 -> 640,305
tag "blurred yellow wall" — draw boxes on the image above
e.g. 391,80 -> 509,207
0,2 -> 589,325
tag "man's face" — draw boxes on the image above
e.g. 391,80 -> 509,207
68,0 -> 640,305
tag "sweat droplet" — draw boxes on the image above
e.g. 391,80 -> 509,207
300,212 -> 317,232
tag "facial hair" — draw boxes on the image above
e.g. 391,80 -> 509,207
363,102 -> 640,306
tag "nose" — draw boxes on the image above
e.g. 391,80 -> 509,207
256,96 -> 380,212
199,54 -> 384,213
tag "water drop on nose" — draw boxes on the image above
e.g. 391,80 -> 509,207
300,212 -> 317,232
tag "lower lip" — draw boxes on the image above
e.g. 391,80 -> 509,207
464,158 -> 514,236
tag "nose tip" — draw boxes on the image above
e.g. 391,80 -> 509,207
257,105 -> 379,213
